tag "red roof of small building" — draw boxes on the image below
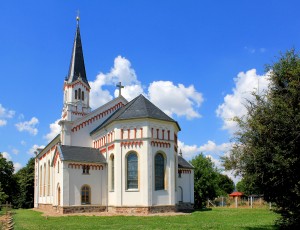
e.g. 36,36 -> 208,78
229,191 -> 243,197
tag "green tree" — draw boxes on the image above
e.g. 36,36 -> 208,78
236,177 -> 259,196
191,153 -> 219,208
0,153 -> 15,204
13,158 -> 35,208
222,50 -> 300,228
217,174 -> 234,196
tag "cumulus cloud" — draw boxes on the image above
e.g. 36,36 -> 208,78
0,104 -> 15,126
15,117 -> 39,135
44,119 -> 61,142
178,140 -> 232,160
28,144 -> 45,156
179,140 -> 240,183
148,81 -> 203,119
0,120 -> 7,126
216,69 -> 270,133
89,56 -> 142,108
14,162 -> 22,172
89,56 -> 203,120
2,151 -> 12,161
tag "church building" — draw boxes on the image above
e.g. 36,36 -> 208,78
34,17 -> 194,214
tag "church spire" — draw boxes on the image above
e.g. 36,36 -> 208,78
66,16 -> 90,87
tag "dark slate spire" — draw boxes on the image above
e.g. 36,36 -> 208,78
66,17 -> 90,87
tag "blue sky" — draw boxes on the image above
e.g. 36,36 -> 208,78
1,1 -> 299,181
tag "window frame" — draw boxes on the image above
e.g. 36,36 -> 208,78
81,184 -> 91,205
154,152 -> 166,191
126,152 -> 139,191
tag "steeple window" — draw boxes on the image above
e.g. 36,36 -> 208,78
78,88 -> 81,100
82,91 -> 84,101
75,90 -> 78,99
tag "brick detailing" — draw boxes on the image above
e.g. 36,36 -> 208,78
93,131 -> 114,149
68,163 -> 104,170
120,141 -> 143,147
178,169 -> 192,174
53,150 -> 60,167
64,81 -> 90,92
71,102 -> 124,133
39,145 -> 56,160
151,141 -> 171,148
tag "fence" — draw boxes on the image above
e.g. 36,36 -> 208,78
208,196 -> 269,208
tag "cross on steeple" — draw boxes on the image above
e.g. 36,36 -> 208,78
116,82 -> 124,97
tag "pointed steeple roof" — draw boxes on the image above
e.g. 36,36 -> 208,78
66,19 -> 90,87
91,94 -> 181,135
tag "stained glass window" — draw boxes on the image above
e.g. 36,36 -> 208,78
111,155 -> 115,191
127,152 -> 138,189
155,153 -> 165,190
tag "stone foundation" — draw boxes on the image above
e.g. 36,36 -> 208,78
176,202 -> 194,212
61,205 -> 106,214
38,204 -> 177,214
108,205 -> 176,214
38,204 -> 106,214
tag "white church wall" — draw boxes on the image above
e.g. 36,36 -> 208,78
67,164 -> 106,206
69,97 -> 127,147
177,171 -> 194,203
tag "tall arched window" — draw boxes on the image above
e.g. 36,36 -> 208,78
82,91 -> 84,101
75,90 -> 77,99
40,165 -> 42,196
78,88 -> 81,100
43,163 -> 46,196
110,155 -> 115,191
81,185 -> 91,204
155,153 -> 165,190
127,152 -> 138,190
47,161 -> 50,196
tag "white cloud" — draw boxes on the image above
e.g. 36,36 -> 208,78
178,140 -> 240,184
12,148 -> 19,155
28,144 -> 45,156
89,56 -> 203,120
89,56 -> 141,108
14,162 -> 22,172
178,140 -> 232,160
2,151 -> 12,161
21,140 -> 26,146
216,69 -> 270,134
15,117 -> 39,135
0,119 -> 7,126
44,119 -> 61,142
0,104 -> 15,126
148,81 -> 203,119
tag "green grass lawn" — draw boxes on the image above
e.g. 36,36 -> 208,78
13,208 -> 278,230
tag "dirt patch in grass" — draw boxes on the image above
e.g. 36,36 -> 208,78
32,208 -> 190,217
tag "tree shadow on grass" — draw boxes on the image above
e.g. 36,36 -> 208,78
243,225 -> 278,230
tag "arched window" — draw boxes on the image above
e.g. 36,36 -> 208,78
155,153 -> 165,190
40,165 -> 42,196
82,91 -> 84,101
110,155 -> 115,191
78,88 -> 81,100
47,161 -> 50,196
43,163 -> 46,196
127,152 -> 138,190
75,90 -> 77,99
81,185 -> 91,204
